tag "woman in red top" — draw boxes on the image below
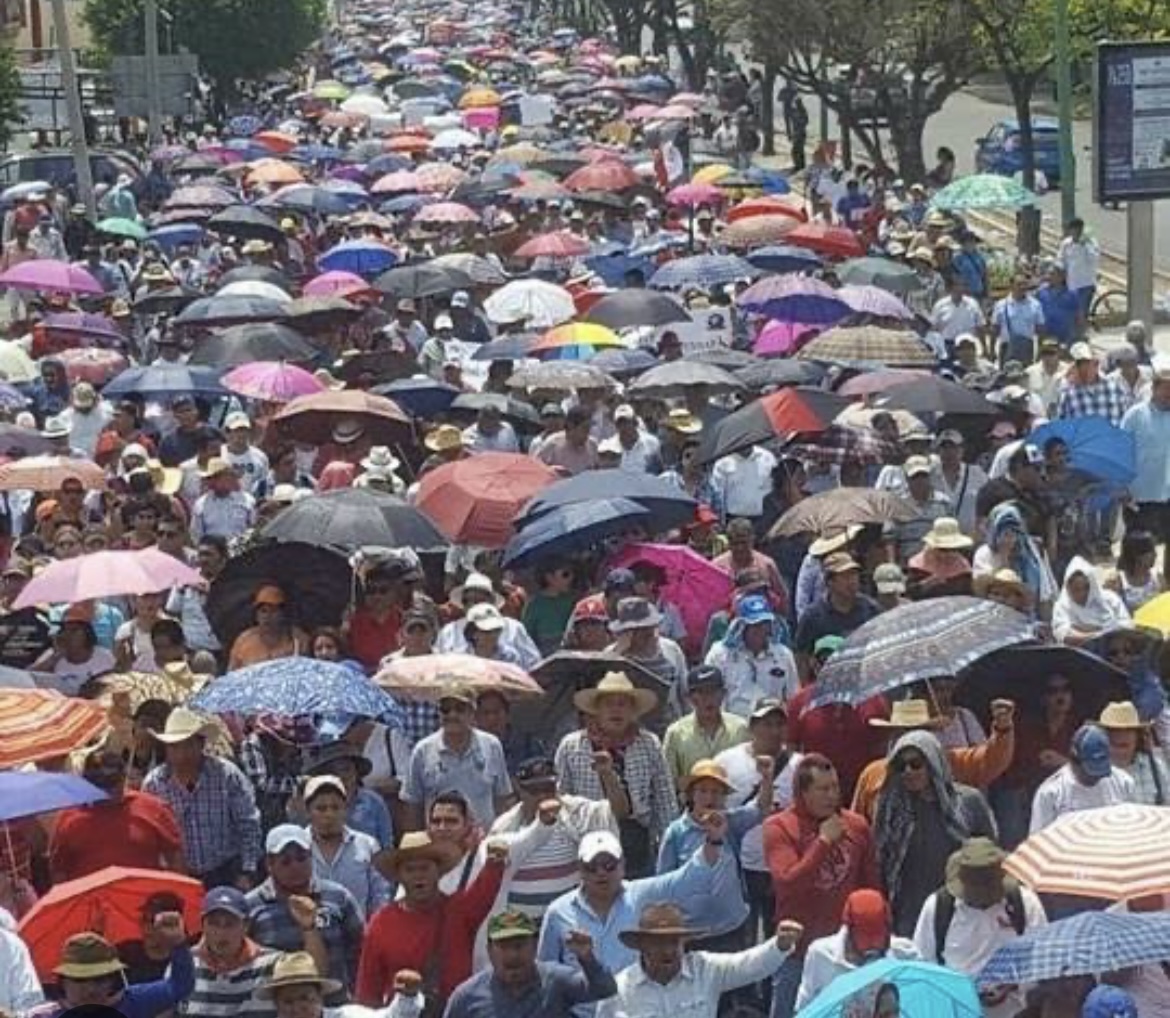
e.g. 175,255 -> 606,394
345,562 -> 422,672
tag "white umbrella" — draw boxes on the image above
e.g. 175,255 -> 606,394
484,280 -> 576,328
341,94 -> 390,117
217,280 -> 293,302
431,128 -> 480,151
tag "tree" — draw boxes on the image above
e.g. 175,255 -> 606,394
0,44 -> 22,150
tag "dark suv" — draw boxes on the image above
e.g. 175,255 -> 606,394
0,150 -> 143,193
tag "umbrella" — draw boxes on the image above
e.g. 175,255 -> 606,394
167,184 -> 238,210
318,239 -> 399,276
0,260 -> 102,295
449,393 -> 542,430
18,868 -> 204,980
878,377 -> 998,415
191,657 -> 402,724
753,319 -> 823,357
484,279 -> 576,328
260,184 -> 352,216
0,424 -> 56,457
303,270 -> 374,299
1028,417 -> 1137,486
189,323 -> 318,368
648,254 -> 759,290
507,362 -> 615,391
837,257 -> 924,296
13,548 -> 201,610
784,222 -> 867,258
205,542 -> 353,648
95,669 -> 205,712
1004,803 -> 1170,900
272,390 -> 413,446
838,369 -> 933,397
727,195 -> 806,223
737,275 -> 850,325
627,361 -> 744,397
769,487 -> 924,538
564,159 -> 639,191
430,252 -> 508,286
172,294 -> 289,328
96,217 -> 148,241
37,315 -> 117,345
980,911 -> 1170,986
103,363 -> 228,399
217,280 -> 293,303
216,264 -> 293,291
746,244 -> 823,274
720,214 -> 801,249
666,182 -> 722,207
374,263 -> 473,299
57,348 -> 129,386
414,201 -> 481,226
372,376 -> 460,418
589,347 -> 659,376
837,285 -> 915,321
415,453 -> 558,547
798,326 -> 937,368
0,689 -> 108,768
583,290 -> 691,329
811,598 -> 1036,706
206,205 -> 285,242
529,322 -> 623,359
520,470 -> 698,529
784,424 -> 900,466
221,361 -> 325,404
504,498 -> 652,569
931,174 -> 1036,211
696,387 -> 851,463
0,772 -> 107,823
370,170 -> 422,195
284,297 -> 364,331
514,231 -> 591,258
261,487 -> 448,551
736,359 -> 825,389
0,456 -> 105,492
794,958 -> 980,1018
375,653 -> 543,701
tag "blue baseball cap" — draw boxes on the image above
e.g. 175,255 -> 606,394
1071,724 -> 1112,780
738,593 -> 775,626
202,886 -> 247,919
1082,986 -> 1137,1018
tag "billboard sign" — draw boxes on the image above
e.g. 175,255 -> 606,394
1095,41 -> 1170,202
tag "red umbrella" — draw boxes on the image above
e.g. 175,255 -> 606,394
564,159 -> 640,192
514,231 -> 592,259
416,452 -> 558,547
58,347 -> 129,385
18,867 -> 204,978
0,690 -> 109,769
727,196 -> 807,223
254,130 -> 298,154
785,222 -> 866,258
698,386 -> 853,462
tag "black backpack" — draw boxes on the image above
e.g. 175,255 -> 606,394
933,886 -> 1026,964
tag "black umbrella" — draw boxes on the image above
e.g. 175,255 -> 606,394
583,290 -> 691,329
172,294 -> 289,328
205,542 -> 353,648
188,323 -> 318,367
132,286 -> 200,315
334,350 -> 422,385
877,377 -> 999,415
736,359 -> 827,389
206,205 -> 285,243
284,296 -> 365,332
0,424 -> 58,457
957,645 -> 1129,724
571,190 -> 629,211
261,488 -> 449,550
519,470 -> 698,529
103,363 -> 229,399
216,265 -> 293,291
448,392 -> 542,430
373,263 -> 474,299
697,387 -> 852,463
689,347 -> 757,370
627,360 -> 745,398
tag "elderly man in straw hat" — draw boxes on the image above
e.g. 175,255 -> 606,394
554,672 -> 677,877
594,902 -> 803,1018
356,832 -> 509,1011
141,707 -> 262,889
1098,700 -> 1170,805
25,915 -> 193,1018
255,952 -> 345,1018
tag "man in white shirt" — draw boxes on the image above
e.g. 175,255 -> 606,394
380,299 -> 428,353
461,404 -> 519,455
1058,218 -> 1100,318
991,276 -> 1046,366
0,913 -> 42,1012
56,382 -> 111,458
596,903 -> 802,1018
222,412 -> 270,498
1025,339 -> 1066,416
1030,724 -> 1136,833
608,404 -> 662,473
190,457 -> 256,541
913,838 -> 1046,1018
931,277 -> 985,347
930,430 -> 986,535
712,446 -> 777,523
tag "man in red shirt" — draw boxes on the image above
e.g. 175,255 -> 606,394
356,832 -> 507,1010
763,753 -> 877,1018
50,748 -> 185,882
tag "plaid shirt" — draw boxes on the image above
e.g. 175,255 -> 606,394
554,729 -> 677,838
142,755 -> 263,875
1122,752 -> 1170,806
398,699 -> 441,746
1056,376 -> 1131,426
238,734 -> 302,833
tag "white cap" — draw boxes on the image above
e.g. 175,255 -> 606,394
451,290 -> 471,308
1070,341 -> 1095,362
434,313 -> 454,330
579,830 -> 623,863
466,602 -> 506,631
265,823 -> 312,854
303,774 -> 348,803
613,403 -> 636,422
224,411 -> 252,431
598,435 -> 623,455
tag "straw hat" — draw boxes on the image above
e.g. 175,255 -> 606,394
664,408 -> 702,435
424,423 -> 466,453
618,903 -> 703,949
683,759 -> 735,795
1097,701 -> 1150,730
54,932 -> 127,979
376,831 -> 461,881
199,456 -> 235,479
150,706 -> 214,744
573,671 -> 658,718
869,699 -> 942,729
922,517 -> 973,551
973,568 -> 1029,600
257,952 -> 342,999
809,526 -> 860,557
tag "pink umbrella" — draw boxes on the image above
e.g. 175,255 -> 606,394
303,271 -> 374,299
463,107 -> 499,131
413,201 -> 480,225
14,548 -> 202,609
608,542 -> 734,653
222,361 -> 325,403
514,231 -> 592,258
370,170 -> 421,195
754,319 -> 824,357
627,104 -> 663,121
837,284 -> 915,321
666,183 -> 722,208
58,348 -> 129,386
416,163 -> 467,193
0,260 -> 103,296
837,368 -> 932,397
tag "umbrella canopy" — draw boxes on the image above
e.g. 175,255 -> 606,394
0,423 -> 56,457
206,204 -> 285,242
0,259 -> 102,295
529,321 -> 623,359
318,238 -> 399,276
736,359 -> 826,389
103,363 -> 228,399
415,453 -> 558,547
627,360 -> 744,397
753,318 -> 823,357
375,653 -> 543,702
18,868 -> 204,980
261,487 -> 448,550
520,470 -> 698,529
932,173 -> 1036,211
449,393 -> 542,430
696,387 -> 851,463
1028,417 -> 1137,486
0,689 -> 108,768
784,221 -> 867,258
746,244 -> 823,274
504,497 -> 652,569
0,456 -> 105,492
795,958 -> 980,1018
878,377 -> 998,415
430,252 -> 508,286
216,264 -> 293,291
589,347 -> 659,377
173,294 -> 289,328
484,279 -> 576,327
221,361 -> 325,403
837,369 -> 932,397
811,598 -> 1036,706
564,159 -> 639,191
583,289 -> 691,329
727,195 -> 806,223
57,348 -> 129,386
374,263 -> 473,299
372,376 -> 460,418
784,424 -> 900,466
507,361 -> 615,392
797,326 -> 937,369
737,274 -> 850,325
837,284 -> 915,320
1005,803 -> 1170,900
720,214 -> 800,249
768,487 -> 930,538
837,256 -> 924,296
648,253 -> 758,290
191,657 -> 402,723
13,548 -> 201,609
303,270 -> 375,300
514,230 -> 592,258
0,772 -> 107,823
271,389 -> 413,446
189,322 -> 317,368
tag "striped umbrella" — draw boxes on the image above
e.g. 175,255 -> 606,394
797,325 -> 937,368
0,690 -> 108,768
1006,804 -> 1170,900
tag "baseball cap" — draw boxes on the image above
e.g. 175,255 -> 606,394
823,552 -> 861,575
842,889 -> 891,955
750,697 -> 787,721
434,314 -> 454,330
202,886 -> 248,918
904,455 -> 932,477
1070,341 -> 1095,362
1071,724 -> 1112,780
873,563 -> 906,595
686,665 -> 726,692
813,634 -> 846,658
935,429 -> 964,447
451,290 -> 471,308
265,824 -> 312,855
303,774 -> 348,803
605,568 -> 636,593
954,333 -> 978,348
487,910 -> 538,941
224,411 -> 251,432
579,830 -> 624,864
737,593 -> 775,626
514,756 -> 557,784
613,404 -> 637,422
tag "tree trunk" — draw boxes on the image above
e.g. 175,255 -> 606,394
887,107 -> 927,181
761,62 -> 777,155
1008,75 -> 1037,192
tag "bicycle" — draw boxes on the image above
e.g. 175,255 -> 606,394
1089,287 -> 1128,331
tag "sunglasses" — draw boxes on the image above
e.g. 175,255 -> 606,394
895,756 -> 926,772
583,858 -> 619,873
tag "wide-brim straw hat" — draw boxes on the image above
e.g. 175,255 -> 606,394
1097,701 -> 1150,730
618,903 -> 704,948
375,831 -> 461,881
257,952 -> 343,999
573,671 -> 658,718
869,698 -> 943,729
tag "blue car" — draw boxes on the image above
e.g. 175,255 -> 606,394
975,117 -> 1061,186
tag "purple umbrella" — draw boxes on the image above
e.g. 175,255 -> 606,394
754,319 -> 824,357
0,260 -> 103,295
737,274 -> 850,325
837,285 -> 914,321
41,312 -> 123,343
165,184 -> 239,210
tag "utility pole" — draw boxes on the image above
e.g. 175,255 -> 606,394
1053,0 -> 1076,226
49,0 -> 95,215
144,0 -> 163,144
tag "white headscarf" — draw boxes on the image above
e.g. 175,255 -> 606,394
1053,555 -> 1131,642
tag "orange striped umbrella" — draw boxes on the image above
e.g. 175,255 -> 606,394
0,690 -> 109,768
1005,804 -> 1170,900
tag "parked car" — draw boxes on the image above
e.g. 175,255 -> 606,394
974,117 -> 1061,186
0,150 -> 143,195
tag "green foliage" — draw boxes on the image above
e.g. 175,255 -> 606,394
0,44 -> 22,150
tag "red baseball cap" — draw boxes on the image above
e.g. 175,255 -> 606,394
842,889 -> 891,954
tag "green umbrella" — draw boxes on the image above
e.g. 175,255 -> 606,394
312,79 -> 351,100
930,173 -> 1036,211
96,217 -> 148,240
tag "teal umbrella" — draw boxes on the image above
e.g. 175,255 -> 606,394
930,174 -> 1035,211
796,958 -> 981,1018
97,217 -> 148,241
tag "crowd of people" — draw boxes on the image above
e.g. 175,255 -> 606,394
0,1 -> 1168,1018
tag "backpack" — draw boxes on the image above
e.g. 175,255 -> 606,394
933,885 -> 1026,964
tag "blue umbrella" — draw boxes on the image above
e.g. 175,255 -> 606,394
104,363 -> 228,399
980,912 -> 1170,986
472,333 -> 539,361
649,253 -> 758,290
379,194 -> 434,215
223,138 -> 269,161
226,114 -> 263,137
584,250 -> 655,288
1029,417 -> 1137,487
0,381 -> 29,410
747,245 -> 823,274
259,185 -> 352,216
0,772 -> 108,822
291,144 -> 344,163
366,154 -> 414,176
743,166 -> 791,194
191,656 -> 403,726
589,347 -> 659,376
149,223 -> 205,251
520,470 -> 697,529
796,958 -> 981,1018
503,497 -> 652,569
318,239 -> 399,277
373,377 -> 460,418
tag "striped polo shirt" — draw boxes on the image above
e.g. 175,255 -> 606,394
178,940 -> 278,1018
